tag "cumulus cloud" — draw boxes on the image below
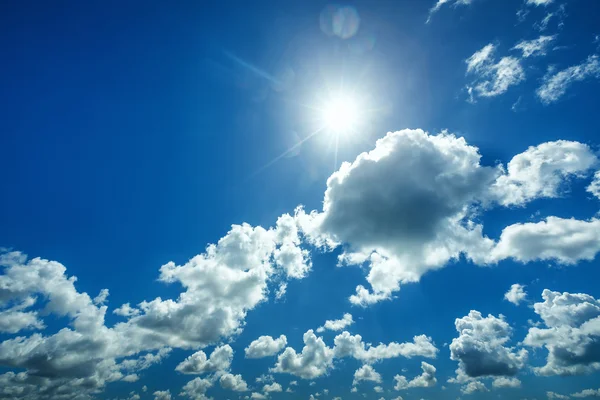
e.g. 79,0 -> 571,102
491,217 -> 600,265
537,55 -> 600,104
548,392 -> 570,400
572,388 -> 600,398
393,362 -> 437,390
317,313 -> 354,333
353,365 -> 382,386
297,129 -> 498,304
175,345 -> 233,375
523,289 -> 600,376
271,330 -> 334,379
245,335 -> 288,358
113,303 -> 141,317
450,311 -> 528,380
153,390 -> 172,400
492,376 -> 521,388
461,380 -> 488,395
333,331 -> 438,363
263,382 -> 283,393
466,44 -> 525,99
527,0 -> 553,5
180,377 -> 213,400
504,284 -> 528,305
220,373 -> 248,392
489,140 -> 598,207
588,171 -> 600,199
513,35 -> 556,58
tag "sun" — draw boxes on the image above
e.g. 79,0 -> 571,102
322,96 -> 360,133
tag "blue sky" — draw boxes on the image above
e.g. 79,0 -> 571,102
1,1 -> 600,400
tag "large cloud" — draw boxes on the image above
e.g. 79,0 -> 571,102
450,311 -> 528,380
523,289 -> 600,376
271,330 -> 334,379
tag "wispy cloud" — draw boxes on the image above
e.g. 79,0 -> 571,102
537,55 -> 600,104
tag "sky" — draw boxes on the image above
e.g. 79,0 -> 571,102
1,0 -> 600,400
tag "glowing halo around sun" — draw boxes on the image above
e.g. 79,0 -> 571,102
322,96 -> 360,133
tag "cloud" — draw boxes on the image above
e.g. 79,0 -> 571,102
153,390 -> 172,400
504,284 -> 528,305
180,377 -> 213,400
427,0 -> 479,22
263,382 -> 283,393
537,55 -> 600,104
450,311 -> 528,380
466,44 -> 525,99
527,0 -> 553,5
94,289 -> 110,305
113,303 -> 141,317
220,373 -> 248,392
317,313 -> 354,333
461,380 -> 488,395
489,140 -> 598,207
572,388 -> 600,398
588,171 -> 600,199
394,362 -> 437,390
523,289 -> 600,376
353,365 -> 382,386
513,35 -> 556,58
0,296 -> 45,334
492,376 -> 521,388
333,331 -> 438,362
548,392 -> 570,400
245,335 -> 288,358
271,330 -> 334,379
491,217 -> 600,265
297,129 -> 498,304
175,345 -> 233,375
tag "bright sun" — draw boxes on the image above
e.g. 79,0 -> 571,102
322,96 -> 359,133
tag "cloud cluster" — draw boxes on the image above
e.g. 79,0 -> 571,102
394,362 -> 437,390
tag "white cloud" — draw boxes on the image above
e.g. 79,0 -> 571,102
394,362 -> 437,390
588,171 -> 600,199
317,313 -> 354,333
297,129 -> 498,304
492,376 -> 521,388
491,217 -> 600,265
113,303 -> 140,317
504,284 -> 528,305
450,311 -> 528,380
466,44 -> 525,99
537,55 -> 600,104
513,35 -> 556,58
251,393 -> 268,400
263,382 -> 283,393
273,214 -> 312,279
461,381 -> 488,395
94,288 -> 110,305
180,377 -> 213,400
333,331 -> 438,363
427,0 -> 479,22
0,296 -> 45,334
153,390 -> 172,400
353,365 -> 382,386
572,388 -> 600,398
374,386 -> 383,393
548,392 -> 570,400
271,330 -> 334,379
245,335 -> 288,358
175,344 -> 233,375
489,140 -> 598,207
523,289 -> 600,376
527,0 -> 553,5
220,373 -> 248,392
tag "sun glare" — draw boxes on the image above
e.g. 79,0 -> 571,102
322,96 -> 359,133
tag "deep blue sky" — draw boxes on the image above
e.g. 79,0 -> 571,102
1,1 -> 600,400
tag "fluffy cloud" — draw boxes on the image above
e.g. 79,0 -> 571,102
175,345 -> 233,375
461,380 -> 488,395
297,129 -> 498,304
492,376 -> 521,388
263,382 -> 283,393
333,331 -> 438,362
271,330 -> 334,379
317,313 -> 354,333
220,373 -> 249,392
572,388 -> 600,398
153,390 -> 172,400
548,392 -> 570,400
450,311 -> 528,380
537,55 -> 600,104
180,377 -> 213,400
588,171 -> 600,199
353,365 -> 382,386
523,289 -> 600,375
113,303 -> 141,317
466,44 -> 525,99
489,140 -> 598,207
513,35 -> 556,58
491,217 -> 600,265
394,362 -> 437,390
504,284 -> 528,305
245,335 -> 288,358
